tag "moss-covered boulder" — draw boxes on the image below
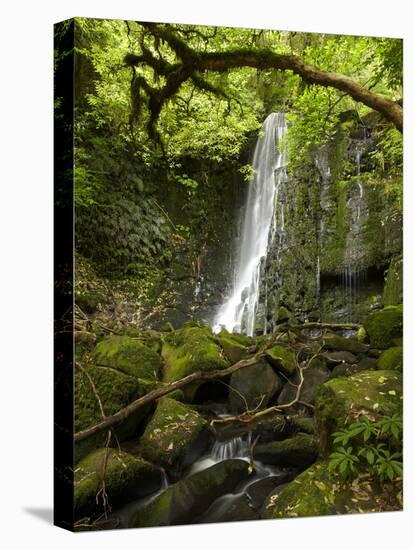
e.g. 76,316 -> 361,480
131,459 -> 250,528
138,397 -> 209,476
218,335 -> 249,364
321,351 -> 357,366
331,361 -> 375,378
377,346 -> 403,372
315,370 -> 402,455
93,335 -> 162,381
75,365 -> 148,460
364,306 -> 403,349
254,434 -> 318,470
229,359 -> 283,413
321,334 -> 368,353
261,461 -> 402,519
264,345 -> 296,377
290,416 -> 315,434
161,325 -> 229,383
75,448 -> 162,520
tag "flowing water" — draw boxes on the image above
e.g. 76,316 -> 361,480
213,113 -> 287,335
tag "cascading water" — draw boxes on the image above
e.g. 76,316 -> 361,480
213,113 -> 287,335
341,133 -> 369,320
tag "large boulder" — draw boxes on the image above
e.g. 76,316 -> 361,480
138,397 -> 209,477
264,345 -> 296,377
254,434 -> 318,470
75,364 -> 148,460
93,335 -> 162,381
131,459 -> 250,527
377,346 -> 403,372
74,448 -> 162,520
228,359 -> 283,413
364,306 -> 403,348
277,363 -> 330,408
262,461 -> 402,520
315,370 -> 402,455
218,335 -> 249,364
161,325 -> 229,383
321,334 -> 368,353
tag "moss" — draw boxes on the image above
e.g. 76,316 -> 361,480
161,325 -> 228,382
131,459 -> 250,527
217,328 -> 254,347
218,335 -> 248,364
75,331 -> 96,358
74,448 -> 161,520
315,370 -> 402,455
321,334 -> 368,353
383,256 -> 403,306
254,433 -> 318,469
264,344 -> 296,376
377,346 -> 403,372
139,397 -> 208,473
93,335 -> 162,380
364,306 -> 403,348
262,460 -> 401,519
75,364 -> 148,459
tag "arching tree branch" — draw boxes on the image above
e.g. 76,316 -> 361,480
124,23 -> 403,136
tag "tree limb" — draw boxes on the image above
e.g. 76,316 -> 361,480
125,24 -> 403,133
74,354 -> 262,444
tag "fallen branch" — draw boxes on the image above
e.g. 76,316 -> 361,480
74,355 -> 261,444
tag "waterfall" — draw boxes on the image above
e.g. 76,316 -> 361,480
213,113 -> 287,335
341,132 -> 369,321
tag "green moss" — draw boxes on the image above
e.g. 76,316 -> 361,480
254,433 -> 319,468
377,346 -> 403,372
161,325 -> 228,382
75,364 -> 148,459
139,397 -> 208,471
264,344 -> 296,376
364,306 -> 403,348
262,460 -> 400,519
322,334 -> 368,353
74,448 -> 161,520
93,335 -> 162,380
315,370 -> 402,455
383,256 -> 403,306
218,335 -> 248,364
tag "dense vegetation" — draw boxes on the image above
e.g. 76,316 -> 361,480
54,18 -> 403,530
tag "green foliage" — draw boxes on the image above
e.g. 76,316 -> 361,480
328,414 -> 403,482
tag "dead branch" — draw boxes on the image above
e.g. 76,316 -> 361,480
74,354 -> 261,444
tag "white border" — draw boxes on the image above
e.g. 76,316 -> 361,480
0,1 -> 411,548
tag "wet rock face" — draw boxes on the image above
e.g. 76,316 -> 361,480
131,459 -> 251,528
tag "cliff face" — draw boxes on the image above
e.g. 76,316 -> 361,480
258,119 -> 402,330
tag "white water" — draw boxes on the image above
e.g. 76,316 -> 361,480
213,113 -> 287,335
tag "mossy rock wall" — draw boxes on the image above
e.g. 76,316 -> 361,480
260,122 -> 402,328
